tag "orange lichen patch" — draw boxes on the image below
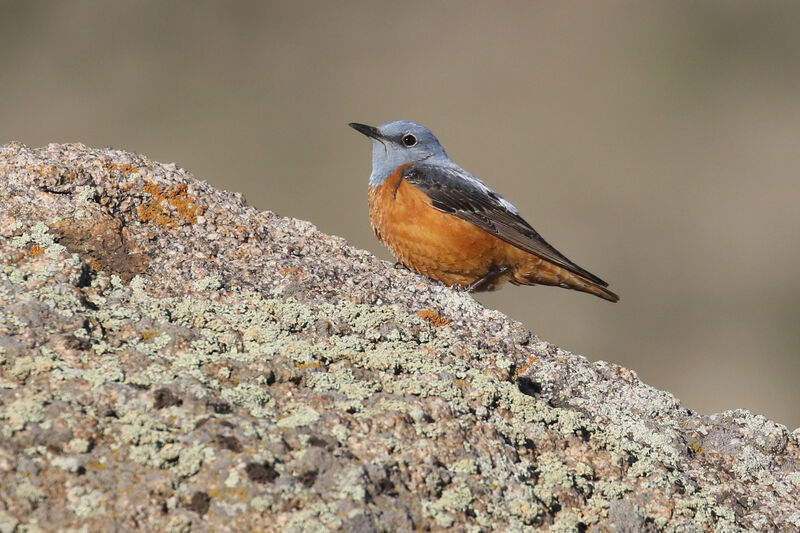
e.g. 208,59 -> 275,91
138,180 -> 199,228
295,361 -> 321,368
280,267 -> 306,280
515,355 -> 539,377
28,244 -> 44,257
105,162 -> 140,176
417,309 -> 450,327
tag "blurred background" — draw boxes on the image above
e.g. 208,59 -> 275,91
2,1 -> 798,428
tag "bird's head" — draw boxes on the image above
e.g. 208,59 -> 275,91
350,120 -> 448,184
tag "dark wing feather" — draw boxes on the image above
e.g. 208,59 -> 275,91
402,163 -> 609,287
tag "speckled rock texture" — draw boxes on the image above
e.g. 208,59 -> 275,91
0,142 -> 798,533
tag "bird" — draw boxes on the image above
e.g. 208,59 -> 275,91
349,120 -> 619,302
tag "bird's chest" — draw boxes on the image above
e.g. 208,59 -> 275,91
367,165 -> 426,237
367,166 -> 505,273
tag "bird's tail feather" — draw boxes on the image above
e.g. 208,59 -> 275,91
512,258 -> 619,302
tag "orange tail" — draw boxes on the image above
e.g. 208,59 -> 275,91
511,257 -> 619,302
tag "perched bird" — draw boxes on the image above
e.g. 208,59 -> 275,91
349,120 -> 619,302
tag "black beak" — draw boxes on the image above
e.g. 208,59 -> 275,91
349,122 -> 382,141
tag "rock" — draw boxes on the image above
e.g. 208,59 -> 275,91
0,142 -> 798,532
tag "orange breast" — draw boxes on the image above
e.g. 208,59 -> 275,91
368,165 -> 513,287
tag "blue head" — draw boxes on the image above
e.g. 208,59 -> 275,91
350,120 -> 449,186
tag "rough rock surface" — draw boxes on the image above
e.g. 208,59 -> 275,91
0,142 -> 798,532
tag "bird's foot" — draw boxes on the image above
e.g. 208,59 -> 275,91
465,266 -> 512,292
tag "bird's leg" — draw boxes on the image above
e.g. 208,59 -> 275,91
465,266 -> 512,292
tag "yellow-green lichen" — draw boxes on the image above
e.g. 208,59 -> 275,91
533,452 -> 571,507
276,404 -> 321,429
220,383 -> 274,418
29,222 -> 67,258
438,485 -> 473,513
65,438 -> 91,454
549,510 -> 583,533
173,443 -> 206,478
84,358 -> 125,388
113,410 -> 177,468
449,458 -> 478,475
192,275 -> 222,291
506,484 -> 542,524
306,366 -> 379,402
0,511 -> 19,533
732,446 -> 772,481
2,396 -> 46,434
51,456 -> 80,472
331,424 -> 350,443
15,482 -> 46,504
250,493 -> 276,513
72,488 -> 106,518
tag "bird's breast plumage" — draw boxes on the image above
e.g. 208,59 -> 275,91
368,164 -> 518,287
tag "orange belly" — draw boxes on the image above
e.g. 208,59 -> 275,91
368,165 -> 519,288
368,166 -> 617,300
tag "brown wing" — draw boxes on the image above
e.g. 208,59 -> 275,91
402,163 -> 610,287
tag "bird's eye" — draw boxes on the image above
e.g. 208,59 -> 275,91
401,134 -> 417,147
